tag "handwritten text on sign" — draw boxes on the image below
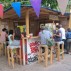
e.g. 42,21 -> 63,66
30,41 -> 40,53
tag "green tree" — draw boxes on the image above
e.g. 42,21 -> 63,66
0,0 -> 58,9
42,0 -> 58,9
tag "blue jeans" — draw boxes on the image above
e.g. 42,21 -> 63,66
66,39 -> 71,52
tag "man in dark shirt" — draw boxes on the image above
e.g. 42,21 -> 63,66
66,28 -> 71,54
54,25 -> 62,43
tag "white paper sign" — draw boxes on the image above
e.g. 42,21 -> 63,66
27,38 -> 40,63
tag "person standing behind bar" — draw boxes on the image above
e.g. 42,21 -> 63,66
53,25 -> 62,43
66,28 -> 71,54
59,25 -> 66,49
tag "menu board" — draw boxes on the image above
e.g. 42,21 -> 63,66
49,15 -> 59,20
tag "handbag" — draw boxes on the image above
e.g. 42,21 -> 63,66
46,39 -> 55,47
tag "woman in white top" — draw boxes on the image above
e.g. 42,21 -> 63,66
8,30 -> 13,45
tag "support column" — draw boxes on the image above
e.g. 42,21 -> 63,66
69,14 -> 71,28
69,9 -> 71,28
22,10 -> 30,65
25,10 -> 29,37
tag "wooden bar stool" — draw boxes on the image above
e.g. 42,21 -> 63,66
3,42 -> 7,56
55,41 -> 64,61
0,43 -> 3,56
7,46 -> 22,68
38,45 -> 53,67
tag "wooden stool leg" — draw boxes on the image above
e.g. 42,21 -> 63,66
0,44 -> 3,56
38,46 -> 41,63
11,49 -> 14,68
1,44 -> 3,56
45,48 -> 48,67
57,44 -> 60,61
4,43 -> 7,56
5,47 -> 7,56
7,47 -> 11,66
0,47 -> 1,56
62,44 -> 64,59
16,56 -> 18,63
0,44 -> 1,56
19,47 -> 22,64
55,46 -> 58,58
50,47 -> 53,64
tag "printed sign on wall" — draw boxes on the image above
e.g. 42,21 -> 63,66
26,38 -> 40,63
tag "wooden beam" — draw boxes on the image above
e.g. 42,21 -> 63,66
4,8 -> 27,18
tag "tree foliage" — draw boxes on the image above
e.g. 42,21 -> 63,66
42,0 -> 58,9
0,0 -> 59,10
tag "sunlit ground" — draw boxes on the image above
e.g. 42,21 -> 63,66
0,54 -> 71,71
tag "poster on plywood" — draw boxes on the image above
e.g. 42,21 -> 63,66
26,38 -> 40,64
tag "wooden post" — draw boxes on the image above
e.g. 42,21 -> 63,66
22,38 -> 26,65
45,47 -> 48,67
57,44 -> 60,61
25,10 -> 29,36
11,49 -> 14,68
69,14 -> 71,28
69,9 -> 71,28
62,44 -> 64,59
50,47 -> 53,64
7,47 -> 11,66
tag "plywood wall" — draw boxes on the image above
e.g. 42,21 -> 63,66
30,20 -> 40,36
0,20 -> 8,32
0,20 -> 14,32
59,17 -> 69,30
7,20 -> 14,30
